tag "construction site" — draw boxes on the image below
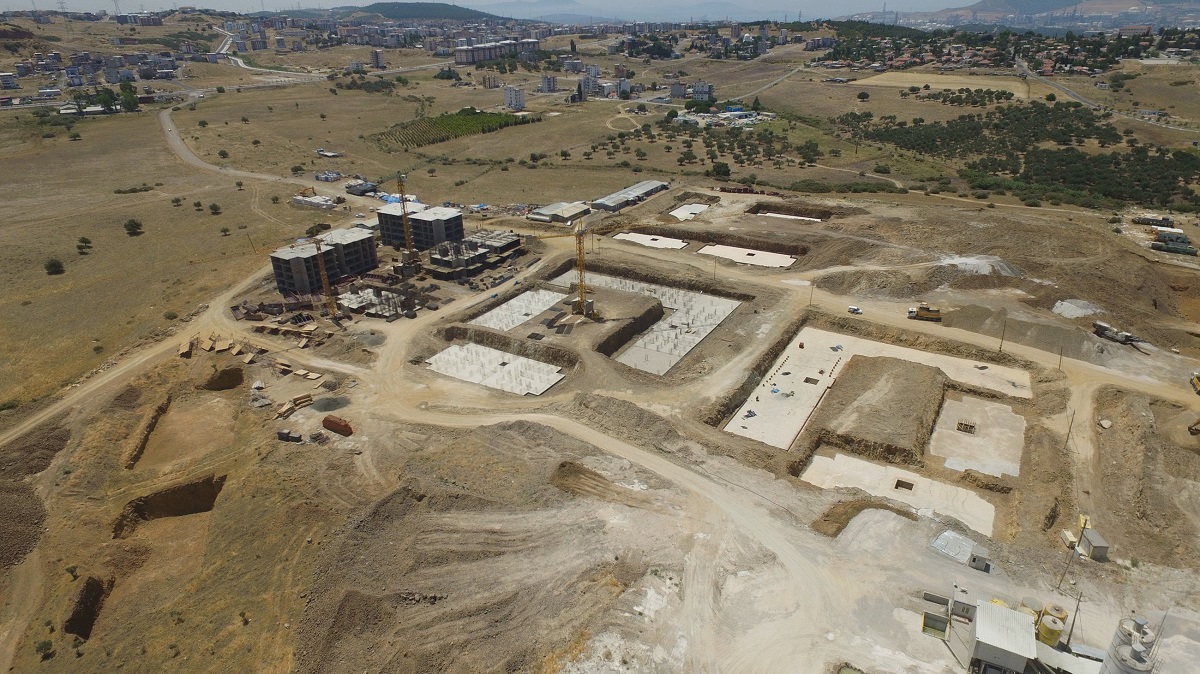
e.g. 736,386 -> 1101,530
3,180 -> 1200,674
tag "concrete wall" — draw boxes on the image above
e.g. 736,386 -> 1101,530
972,641 -> 1027,673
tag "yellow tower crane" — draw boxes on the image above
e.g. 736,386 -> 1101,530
298,236 -> 340,320
535,219 -> 593,317
396,172 -> 415,257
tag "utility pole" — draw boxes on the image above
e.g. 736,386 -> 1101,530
1058,343 -> 1064,371
1065,589 -> 1083,647
998,319 -> 1007,353
808,282 -> 815,306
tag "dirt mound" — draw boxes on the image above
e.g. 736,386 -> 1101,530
200,366 -> 244,391
0,422 -> 70,477
551,461 -> 654,509
63,575 -> 115,640
0,480 -> 46,567
112,474 -> 226,539
747,201 -> 834,220
816,269 -> 915,298
109,385 -> 143,410
1089,389 -> 1200,567
806,356 -> 947,465
812,499 -> 917,537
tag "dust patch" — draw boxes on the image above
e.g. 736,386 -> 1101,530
0,480 -> 46,567
551,461 -> 655,510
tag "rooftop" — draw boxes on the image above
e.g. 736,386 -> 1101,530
269,228 -> 374,261
409,206 -> 463,221
376,201 -> 429,217
974,601 -> 1038,660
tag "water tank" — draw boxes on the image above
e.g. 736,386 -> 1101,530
1039,615 -> 1065,646
1019,607 -> 1039,621
1044,602 -> 1069,624
1020,596 -> 1043,618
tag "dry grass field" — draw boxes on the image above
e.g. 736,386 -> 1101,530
0,108 -> 331,406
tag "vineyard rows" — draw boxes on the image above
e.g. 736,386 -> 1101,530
372,110 -> 541,150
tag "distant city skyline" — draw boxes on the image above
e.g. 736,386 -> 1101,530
1,0 -> 963,20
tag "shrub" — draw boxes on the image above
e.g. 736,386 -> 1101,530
198,120 -> 208,127
68,131 -> 81,140
44,258 -> 65,275
217,150 -> 229,159
163,311 -> 178,320
873,164 -> 891,174
124,219 -> 143,236
270,195 -> 280,204
215,86 -> 225,93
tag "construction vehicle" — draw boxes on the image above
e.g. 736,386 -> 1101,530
1188,418 -> 1200,436
1191,371 -> 1200,395
1093,321 -> 1140,345
907,303 -> 942,322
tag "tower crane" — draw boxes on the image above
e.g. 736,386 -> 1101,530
395,172 -> 415,256
296,236 -> 340,320
535,219 -> 592,316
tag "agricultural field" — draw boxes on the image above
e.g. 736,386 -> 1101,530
371,108 -> 542,150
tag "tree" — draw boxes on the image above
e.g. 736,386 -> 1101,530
711,161 -> 731,178
1046,93 -> 1057,102
220,227 -> 231,236
34,640 -> 54,660
290,165 -> 305,175
215,86 -> 225,93
77,237 -> 91,246
44,258 -> 64,275
857,91 -> 870,101
193,201 -> 203,210
124,219 -> 143,236
570,39 -> 577,53
198,120 -> 208,127
319,113 -> 327,120
208,203 -> 222,215
270,195 -> 280,204
252,139 -> 261,146
235,181 -> 243,190
171,197 -> 183,207
218,150 -> 229,159
241,116 -> 249,123
68,131 -> 81,141
560,149 -> 571,159
636,103 -> 647,112
751,96 -> 762,111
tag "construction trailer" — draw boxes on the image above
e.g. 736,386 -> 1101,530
1078,528 -> 1109,562
968,602 -> 1038,674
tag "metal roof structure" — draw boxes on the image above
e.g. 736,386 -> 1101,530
592,180 -> 669,209
975,601 -> 1038,660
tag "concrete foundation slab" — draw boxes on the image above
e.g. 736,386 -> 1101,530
669,203 -> 709,221
614,232 -> 688,249
795,328 -> 1031,398
929,397 -> 1025,477
698,244 -> 796,268
931,529 -> 976,564
801,452 -> 996,536
469,289 -> 567,332
551,272 -> 740,375
426,343 -> 564,395
724,348 -> 844,449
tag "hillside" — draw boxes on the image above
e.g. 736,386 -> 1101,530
948,0 -> 1079,13
351,2 -> 503,20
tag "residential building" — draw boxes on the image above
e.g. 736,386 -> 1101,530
371,49 -> 385,68
692,80 -> 714,101
0,73 -> 17,89
539,74 -> 557,92
503,85 -> 525,110
269,228 -> 379,296
670,82 -> 687,98
406,207 -> 465,250
379,205 -> 462,250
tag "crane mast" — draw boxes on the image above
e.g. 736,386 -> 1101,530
311,238 -> 339,319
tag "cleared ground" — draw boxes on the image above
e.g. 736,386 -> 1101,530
929,396 -> 1026,477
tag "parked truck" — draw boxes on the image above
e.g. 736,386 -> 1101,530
1150,241 -> 1199,256
907,303 -> 942,322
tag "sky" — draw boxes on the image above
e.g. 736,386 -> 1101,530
2,0 -> 965,21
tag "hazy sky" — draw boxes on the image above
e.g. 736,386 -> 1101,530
2,0 -> 964,20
